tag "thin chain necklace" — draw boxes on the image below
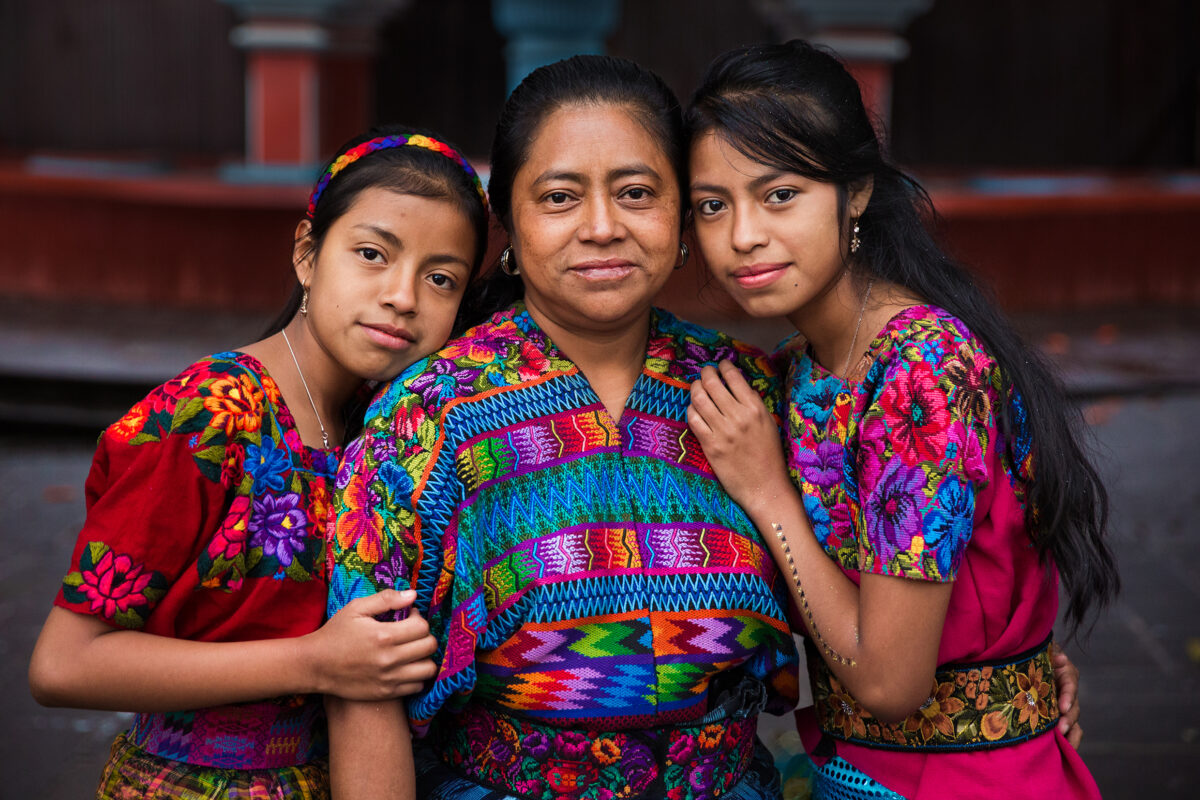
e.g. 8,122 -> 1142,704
280,328 -> 330,449
840,279 -> 874,380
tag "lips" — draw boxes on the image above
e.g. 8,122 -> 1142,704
570,258 -> 637,281
731,262 -> 789,289
361,322 -> 416,350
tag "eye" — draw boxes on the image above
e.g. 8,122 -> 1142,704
428,273 -> 458,290
694,198 -> 725,216
766,188 -> 797,204
357,247 -> 384,263
546,191 -> 572,205
621,186 -> 652,202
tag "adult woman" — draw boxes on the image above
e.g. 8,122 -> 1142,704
326,56 -> 800,799
684,41 -> 1117,799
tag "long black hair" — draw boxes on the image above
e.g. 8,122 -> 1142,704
460,54 -> 686,326
685,40 -> 1118,634
263,123 -> 490,337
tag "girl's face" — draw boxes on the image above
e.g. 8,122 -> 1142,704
295,187 -> 475,382
508,102 -> 681,334
689,131 -> 870,326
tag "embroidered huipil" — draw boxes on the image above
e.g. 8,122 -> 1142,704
55,352 -> 337,769
782,306 -> 1100,799
329,304 -> 799,798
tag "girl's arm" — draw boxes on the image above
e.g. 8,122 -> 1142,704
28,589 -> 437,711
326,696 -> 415,800
689,360 -> 950,722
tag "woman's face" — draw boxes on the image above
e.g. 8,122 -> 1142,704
689,131 -> 870,326
295,187 -> 475,383
508,103 -> 682,335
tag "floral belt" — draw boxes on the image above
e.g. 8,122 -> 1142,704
127,695 -> 327,769
809,634 -> 1059,752
432,702 -> 760,800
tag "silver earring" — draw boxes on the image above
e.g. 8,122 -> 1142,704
499,246 -> 519,276
675,241 -> 690,270
299,285 -> 310,316
850,221 -> 861,254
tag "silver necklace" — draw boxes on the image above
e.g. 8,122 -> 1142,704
280,329 -> 330,449
840,280 -> 874,380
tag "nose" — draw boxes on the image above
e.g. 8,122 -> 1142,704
579,194 -> 623,244
730,206 -> 767,253
381,265 -> 418,315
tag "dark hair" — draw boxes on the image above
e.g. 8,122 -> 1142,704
264,123 -> 490,336
464,54 -> 686,322
686,40 -> 1118,635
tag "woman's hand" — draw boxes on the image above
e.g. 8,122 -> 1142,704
306,589 -> 438,701
688,360 -> 791,514
1052,644 -> 1084,748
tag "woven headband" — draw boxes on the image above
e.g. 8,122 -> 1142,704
306,134 -> 487,218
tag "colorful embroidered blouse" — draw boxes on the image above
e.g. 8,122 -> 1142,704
54,352 -> 338,767
329,304 -> 800,739
783,306 -> 1100,799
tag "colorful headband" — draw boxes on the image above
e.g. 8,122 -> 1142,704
306,133 -> 488,218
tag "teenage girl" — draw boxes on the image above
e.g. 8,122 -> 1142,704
684,41 -> 1118,799
28,125 -> 490,799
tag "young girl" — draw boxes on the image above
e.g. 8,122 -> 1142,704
28,125 -> 490,799
684,41 -> 1118,799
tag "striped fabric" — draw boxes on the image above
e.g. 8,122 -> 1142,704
328,304 -> 799,796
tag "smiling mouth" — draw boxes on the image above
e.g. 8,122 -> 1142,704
571,259 -> 638,281
731,263 -> 789,289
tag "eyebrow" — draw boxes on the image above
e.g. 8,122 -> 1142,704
532,163 -> 663,186
691,170 -> 790,196
351,224 -> 402,249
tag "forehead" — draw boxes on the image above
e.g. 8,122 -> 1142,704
520,102 -> 677,180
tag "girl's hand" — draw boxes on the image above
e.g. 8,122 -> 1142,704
308,589 -> 438,701
1052,644 -> 1084,748
688,360 -> 791,515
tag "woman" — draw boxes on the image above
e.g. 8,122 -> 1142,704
325,56 -> 800,799
684,41 -> 1116,799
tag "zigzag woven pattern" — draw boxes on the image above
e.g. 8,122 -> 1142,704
329,304 -> 799,735
127,699 -> 325,769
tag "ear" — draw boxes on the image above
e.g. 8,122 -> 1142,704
847,176 -> 874,218
292,219 -> 315,286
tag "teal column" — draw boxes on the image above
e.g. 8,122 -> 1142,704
492,0 -> 620,95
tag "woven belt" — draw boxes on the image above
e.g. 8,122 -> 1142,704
432,703 -> 759,800
127,696 -> 327,769
809,634 -> 1059,752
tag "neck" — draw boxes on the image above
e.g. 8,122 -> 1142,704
523,298 -> 651,420
245,318 -> 362,447
788,272 -> 875,378
282,318 -> 361,419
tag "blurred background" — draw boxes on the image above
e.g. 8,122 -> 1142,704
0,1 -> 1197,797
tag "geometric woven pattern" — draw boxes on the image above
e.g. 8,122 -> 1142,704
329,304 -> 799,738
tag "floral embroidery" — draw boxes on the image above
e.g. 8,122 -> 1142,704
782,306 -> 1013,581
435,703 -> 758,800
62,543 -> 168,629
203,373 -> 265,436
810,638 -> 1059,751
61,354 -> 337,627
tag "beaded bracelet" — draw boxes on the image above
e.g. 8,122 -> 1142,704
771,522 -> 857,668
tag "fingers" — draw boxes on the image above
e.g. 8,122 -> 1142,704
1067,723 -> 1082,750
717,359 -> 763,406
343,588 -> 417,618
686,402 -> 713,438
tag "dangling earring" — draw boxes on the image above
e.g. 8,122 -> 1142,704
499,246 -> 519,276
675,241 -> 690,270
299,284 -> 310,316
850,220 -> 862,254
